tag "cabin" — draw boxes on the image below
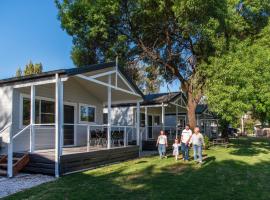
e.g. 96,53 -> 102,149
109,92 -> 219,150
0,62 -> 144,178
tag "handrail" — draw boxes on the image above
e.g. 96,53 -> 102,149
12,124 -> 31,140
0,123 -> 12,135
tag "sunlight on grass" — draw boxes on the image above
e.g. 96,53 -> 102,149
4,137 -> 270,200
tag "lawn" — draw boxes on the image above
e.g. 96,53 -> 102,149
4,137 -> 270,200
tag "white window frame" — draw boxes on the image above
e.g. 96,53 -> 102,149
79,103 -> 97,124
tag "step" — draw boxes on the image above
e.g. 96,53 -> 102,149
0,169 -> 6,176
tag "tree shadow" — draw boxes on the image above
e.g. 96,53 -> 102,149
229,137 -> 270,156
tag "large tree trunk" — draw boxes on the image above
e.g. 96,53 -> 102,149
187,91 -> 198,130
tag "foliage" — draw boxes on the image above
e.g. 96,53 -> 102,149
16,61 -> 43,77
55,0 -> 270,127
204,135 -> 210,149
5,138 -> 270,200
206,22 -> 270,125
15,68 -> 22,77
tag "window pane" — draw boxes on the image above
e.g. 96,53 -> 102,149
154,116 -> 160,125
103,113 -> 108,124
23,98 -> 30,126
80,106 -> 95,122
87,107 -> 95,122
23,98 -> 40,125
41,114 -> 55,123
41,100 -> 55,123
35,101 -> 40,124
41,100 -> 54,113
80,106 -> 88,121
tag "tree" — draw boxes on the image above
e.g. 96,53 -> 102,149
206,21 -> 270,127
16,68 -> 22,77
56,0 -> 270,129
16,61 -> 43,76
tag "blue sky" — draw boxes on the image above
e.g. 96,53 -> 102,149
0,0 -> 74,79
0,0 -> 179,92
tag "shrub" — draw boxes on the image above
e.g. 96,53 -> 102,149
204,135 -> 210,149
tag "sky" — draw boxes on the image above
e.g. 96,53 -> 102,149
0,0 -> 179,92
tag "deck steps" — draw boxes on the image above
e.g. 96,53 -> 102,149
0,153 -> 30,176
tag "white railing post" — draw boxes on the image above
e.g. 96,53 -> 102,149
161,102 -> 165,129
136,101 -> 141,151
107,75 -> 112,149
7,126 -> 13,178
87,125 -> 90,152
145,107 -> 148,141
55,74 -> 63,178
30,85 -> 35,153
124,127 -> 127,147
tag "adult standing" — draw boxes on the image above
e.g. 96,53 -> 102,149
156,130 -> 168,159
181,124 -> 192,161
190,127 -> 205,163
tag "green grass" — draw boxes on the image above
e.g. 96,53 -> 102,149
4,137 -> 270,200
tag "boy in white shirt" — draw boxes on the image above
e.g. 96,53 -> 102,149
156,130 -> 168,159
181,124 -> 192,161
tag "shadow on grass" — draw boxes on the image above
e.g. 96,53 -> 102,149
5,138 -> 270,200
229,137 -> 270,156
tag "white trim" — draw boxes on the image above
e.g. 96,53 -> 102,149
78,103 -> 97,124
89,70 -> 116,79
13,77 -> 68,89
76,74 -> 141,97
129,104 -> 168,109
117,71 -> 136,93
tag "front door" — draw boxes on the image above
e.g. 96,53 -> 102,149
148,115 -> 153,139
64,105 -> 75,146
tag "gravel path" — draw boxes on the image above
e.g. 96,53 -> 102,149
0,173 -> 55,198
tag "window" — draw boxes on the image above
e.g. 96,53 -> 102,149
103,113 -> 108,124
40,100 -> 55,123
154,116 -> 160,125
80,104 -> 96,123
22,97 -> 54,126
140,113 -> 145,127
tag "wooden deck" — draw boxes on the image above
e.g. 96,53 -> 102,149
22,145 -> 139,176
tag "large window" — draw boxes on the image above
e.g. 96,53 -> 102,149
22,97 -> 55,126
80,104 -> 96,123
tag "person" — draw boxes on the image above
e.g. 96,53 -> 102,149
172,138 -> 180,161
181,124 -> 192,161
156,130 -> 168,159
190,127 -> 205,163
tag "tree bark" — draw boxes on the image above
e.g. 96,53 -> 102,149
187,90 -> 198,130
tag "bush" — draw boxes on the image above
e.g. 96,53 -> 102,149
204,135 -> 210,149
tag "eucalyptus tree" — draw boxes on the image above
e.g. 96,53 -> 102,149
56,0 -> 270,128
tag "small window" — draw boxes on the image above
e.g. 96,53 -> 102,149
80,105 -> 96,123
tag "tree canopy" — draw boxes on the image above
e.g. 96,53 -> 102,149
206,22 -> 270,125
56,0 -> 270,128
16,61 -> 43,77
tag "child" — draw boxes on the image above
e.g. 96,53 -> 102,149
172,138 -> 180,161
156,130 -> 168,159
190,127 -> 205,163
